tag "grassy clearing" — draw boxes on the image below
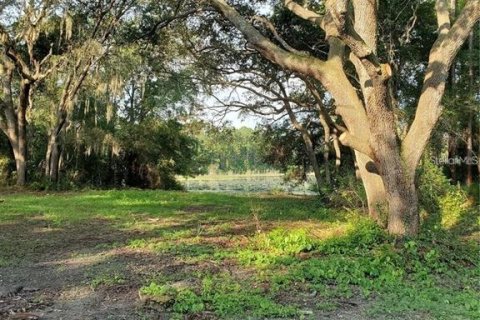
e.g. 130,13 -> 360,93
0,190 -> 478,319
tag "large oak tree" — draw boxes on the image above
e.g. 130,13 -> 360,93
204,0 -> 480,235
0,0 -> 61,186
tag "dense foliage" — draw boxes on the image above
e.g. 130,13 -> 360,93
0,0 -> 478,192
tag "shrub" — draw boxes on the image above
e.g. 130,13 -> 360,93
439,188 -> 470,229
172,289 -> 205,313
260,228 -> 315,254
417,159 -> 473,232
139,282 -> 177,304
325,173 -> 367,210
317,218 -> 386,254
0,155 -> 11,186
417,159 -> 451,214
236,228 -> 316,266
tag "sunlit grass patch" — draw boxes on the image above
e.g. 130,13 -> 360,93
1,190 -> 478,319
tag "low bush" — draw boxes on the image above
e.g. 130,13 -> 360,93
139,275 -> 298,318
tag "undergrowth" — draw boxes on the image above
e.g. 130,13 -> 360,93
140,219 -> 479,319
0,190 -> 477,319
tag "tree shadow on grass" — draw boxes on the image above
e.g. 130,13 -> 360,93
0,190 -> 359,319
0,215 -> 229,319
0,190 -> 349,227
448,205 -> 479,237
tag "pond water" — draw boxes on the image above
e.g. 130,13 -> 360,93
178,174 -> 318,195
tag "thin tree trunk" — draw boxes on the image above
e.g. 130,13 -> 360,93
58,145 -> 64,179
49,142 -> 60,182
45,110 -> 67,182
466,31 -> 474,186
14,80 -> 31,186
322,145 -> 331,184
303,78 -> 339,178
448,134 -> 457,182
318,113 -> 331,184
332,129 -> 341,170
284,103 -> 323,192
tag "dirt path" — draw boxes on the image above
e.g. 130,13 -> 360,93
0,215 -> 168,320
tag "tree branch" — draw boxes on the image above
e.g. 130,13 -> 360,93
339,131 -> 374,159
402,0 -> 480,174
302,76 -> 347,132
252,15 -> 309,56
436,0 -> 451,38
145,9 -> 201,39
208,0 -> 373,162
208,0 -> 329,79
5,48 -> 34,82
283,0 -> 387,81
283,0 -> 323,27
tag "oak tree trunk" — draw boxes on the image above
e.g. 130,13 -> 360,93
364,71 -> 419,235
13,80 -> 31,186
45,110 -> 67,182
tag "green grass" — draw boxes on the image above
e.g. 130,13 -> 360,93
89,271 -> 127,289
0,189 -> 334,224
0,190 -> 478,319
